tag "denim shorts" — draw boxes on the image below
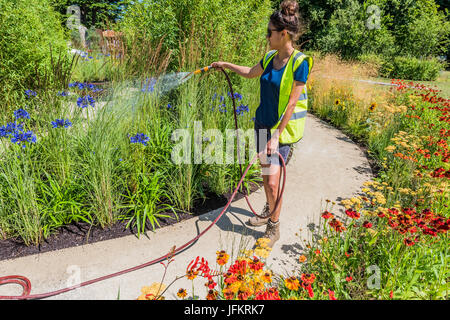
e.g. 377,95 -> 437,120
254,120 -> 291,166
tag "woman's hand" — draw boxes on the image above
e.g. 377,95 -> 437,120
211,61 -> 227,69
266,132 -> 280,156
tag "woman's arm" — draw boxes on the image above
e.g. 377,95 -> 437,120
211,61 -> 263,79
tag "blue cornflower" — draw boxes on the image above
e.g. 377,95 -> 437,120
0,122 -> 24,138
212,93 -> 217,101
10,130 -> 37,148
14,108 -> 30,120
51,119 -> 72,129
25,90 -> 37,98
68,82 -> 78,88
77,95 -> 95,108
234,92 -> 243,101
219,95 -> 225,102
167,103 -> 173,109
57,91 -> 69,97
129,133 -> 150,146
77,82 -> 86,90
235,104 -> 249,116
141,78 -> 157,93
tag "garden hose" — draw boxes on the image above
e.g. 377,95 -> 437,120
0,68 -> 287,300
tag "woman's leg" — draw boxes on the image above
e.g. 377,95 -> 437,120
262,162 -> 282,222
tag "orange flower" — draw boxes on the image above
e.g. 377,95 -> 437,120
216,250 -> 230,266
314,249 -> 321,256
329,218 -> 346,232
284,276 -> 300,291
205,277 -> 217,290
298,255 -> 307,263
177,288 -> 187,299
321,210 -> 334,219
261,271 -> 273,283
206,289 -> 218,300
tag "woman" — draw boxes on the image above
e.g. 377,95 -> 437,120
211,0 -> 313,248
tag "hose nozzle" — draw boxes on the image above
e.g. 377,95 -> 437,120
182,65 -> 213,81
193,65 -> 213,75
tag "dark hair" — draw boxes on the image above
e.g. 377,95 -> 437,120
270,0 -> 304,42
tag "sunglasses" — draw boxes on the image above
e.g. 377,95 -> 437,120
267,27 -> 283,38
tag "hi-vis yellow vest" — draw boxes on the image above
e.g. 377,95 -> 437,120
262,49 -> 313,144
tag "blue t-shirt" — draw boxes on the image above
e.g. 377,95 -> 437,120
255,57 -> 309,128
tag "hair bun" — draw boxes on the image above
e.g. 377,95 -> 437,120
281,0 -> 299,16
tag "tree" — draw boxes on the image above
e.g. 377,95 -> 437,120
49,0 -> 132,29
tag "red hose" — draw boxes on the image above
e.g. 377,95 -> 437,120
0,68 -> 287,299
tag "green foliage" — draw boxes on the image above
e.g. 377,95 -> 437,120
381,55 -> 444,81
275,0 -> 449,67
0,0 -> 69,106
119,0 -> 179,57
49,0 -> 132,29
119,0 -> 272,73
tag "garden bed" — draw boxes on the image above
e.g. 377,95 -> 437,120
0,182 -> 263,261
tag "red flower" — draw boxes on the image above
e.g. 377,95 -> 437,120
345,209 -> 360,219
345,276 -> 353,282
249,257 -> 264,272
301,273 -> 316,285
205,276 -> 217,290
362,221 -> 372,228
328,289 -> 337,300
329,218 -> 346,232
305,284 -> 314,298
255,288 -> 281,300
321,211 -> 334,219
404,238 -> 416,246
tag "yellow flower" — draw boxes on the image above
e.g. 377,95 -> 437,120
256,237 -> 271,248
216,250 -> 230,266
284,276 -> 300,291
254,247 -> 271,259
369,102 -> 377,111
334,98 -> 341,106
261,271 -> 273,283
138,283 -> 167,300
385,145 -> 396,153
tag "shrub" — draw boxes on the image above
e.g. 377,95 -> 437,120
0,0 -> 69,106
380,56 -> 444,81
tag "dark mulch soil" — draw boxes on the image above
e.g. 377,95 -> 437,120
0,181 -> 263,262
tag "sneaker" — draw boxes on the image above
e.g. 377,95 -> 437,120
247,202 -> 270,227
263,219 -> 280,248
